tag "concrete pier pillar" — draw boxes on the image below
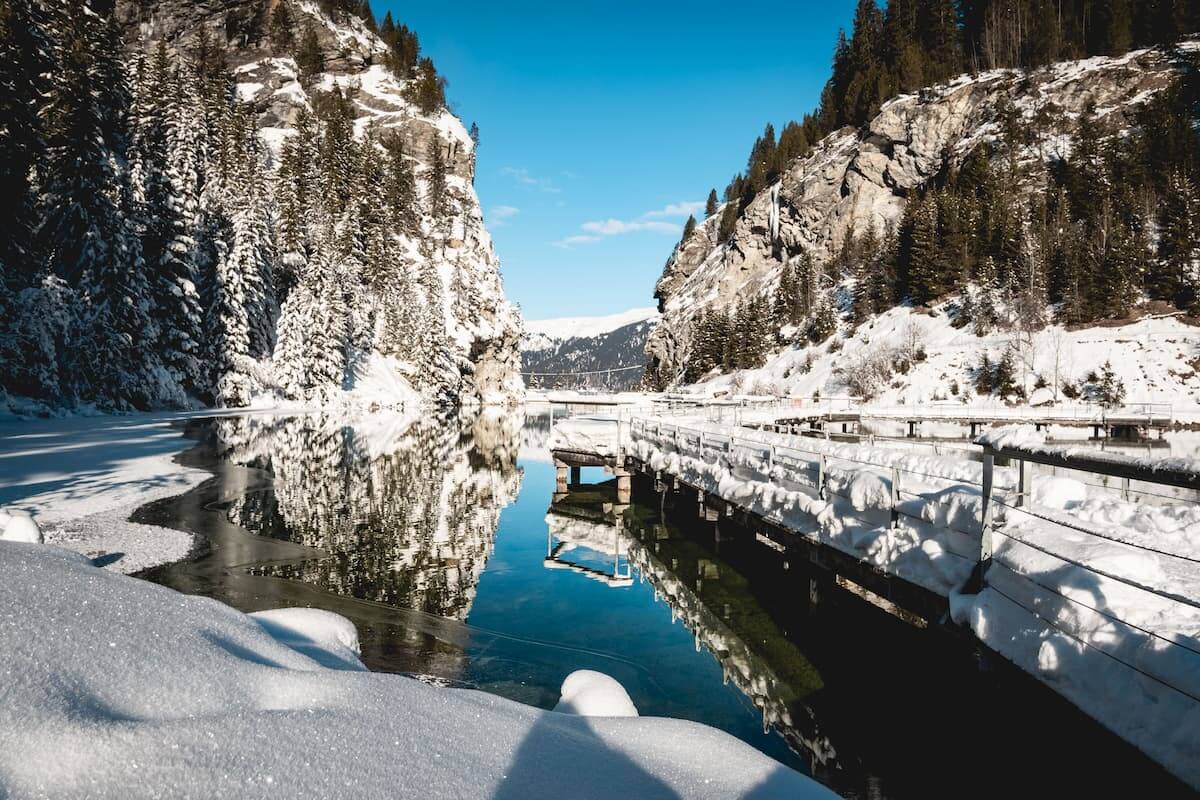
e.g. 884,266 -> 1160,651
616,467 -> 631,504
555,461 -> 569,494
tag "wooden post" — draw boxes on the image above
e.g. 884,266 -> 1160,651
1016,459 -> 1029,508
768,445 -> 776,474
1121,476 -> 1131,502
569,466 -> 581,486
979,453 -> 995,568
818,455 -> 827,500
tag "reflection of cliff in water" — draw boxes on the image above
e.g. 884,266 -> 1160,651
546,485 -> 837,775
623,515 -> 838,775
215,410 -> 523,620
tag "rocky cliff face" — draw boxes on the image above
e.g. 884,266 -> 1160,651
115,0 -> 524,405
648,45 -> 1185,383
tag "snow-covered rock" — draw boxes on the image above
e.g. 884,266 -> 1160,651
0,541 -> 836,799
554,670 -> 640,718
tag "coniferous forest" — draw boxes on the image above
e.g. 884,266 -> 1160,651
674,0 -> 1200,384
0,0 -> 469,411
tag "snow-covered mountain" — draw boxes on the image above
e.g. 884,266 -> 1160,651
121,0 -> 523,407
522,308 -> 659,390
647,41 -> 1200,406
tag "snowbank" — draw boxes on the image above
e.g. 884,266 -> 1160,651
0,509 -> 42,543
0,542 -> 835,799
0,413 -> 210,572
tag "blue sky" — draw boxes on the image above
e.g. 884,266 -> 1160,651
372,1 -> 860,320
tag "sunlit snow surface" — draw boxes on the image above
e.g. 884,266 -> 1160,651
0,542 -> 835,799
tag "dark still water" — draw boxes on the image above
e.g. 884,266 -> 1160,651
139,410 -> 1189,799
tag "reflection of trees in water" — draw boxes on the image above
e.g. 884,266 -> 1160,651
623,516 -> 839,777
215,412 -> 523,619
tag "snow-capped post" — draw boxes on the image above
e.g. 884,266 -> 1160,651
817,455 -> 827,500
768,445 -> 776,475
890,468 -> 901,528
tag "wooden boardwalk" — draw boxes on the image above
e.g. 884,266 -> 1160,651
548,410 -> 1200,787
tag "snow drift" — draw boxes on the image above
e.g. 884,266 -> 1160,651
0,541 -> 836,799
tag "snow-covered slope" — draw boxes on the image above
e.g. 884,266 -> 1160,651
522,308 -> 659,390
116,0 -> 523,406
648,43 -> 1191,393
692,301 -> 1200,414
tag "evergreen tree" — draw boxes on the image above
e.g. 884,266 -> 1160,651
410,57 -> 446,114
296,23 -> 324,80
426,137 -> 448,224
383,133 -> 419,234
680,215 -> 697,244
1155,170 -> 1200,310
269,2 -> 295,54
705,189 -> 719,218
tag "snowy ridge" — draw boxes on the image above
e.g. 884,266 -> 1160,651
521,308 -> 659,391
525,307 -> 660,345
144,0 -> 522,408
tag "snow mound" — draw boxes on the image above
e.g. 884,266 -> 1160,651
976,424 -> 1047,450
554,670 -> 639,717
0,509 -> 41,544
0,542 -> 834,799
1031,476 -> 1088,509
249,608 -> 365,672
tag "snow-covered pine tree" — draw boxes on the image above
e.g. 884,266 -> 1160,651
39,1 -> 171,408
426,137 -> 449,232
416,257 -> 455,398
0,0 -> 54,397
808,266 -> 839,343
383,132 -> 419,235
132,43 -> 207,396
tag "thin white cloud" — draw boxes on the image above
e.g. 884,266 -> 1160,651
581,219 -> 679,236
500,167 -> 561,193
642,201 -> 705,219
552,234 -> 602,248
490,205 -> 520,226
553,206 -> 690,248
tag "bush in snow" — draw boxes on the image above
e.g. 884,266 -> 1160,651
1081,360 -> 1126,408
